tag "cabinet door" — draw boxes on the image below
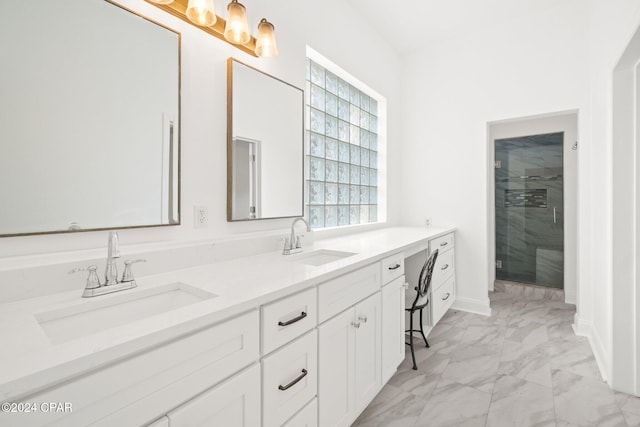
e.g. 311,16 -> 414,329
167,364 -> 260,427
318,308 -> 356,427
354,292 -> 382,412
282,399 -> 317,427
382,276 -> 406,382
146,417 -> 169,427
147,417 -> 169,427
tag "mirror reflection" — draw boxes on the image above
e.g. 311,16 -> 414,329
0,0 -> 180,237
228,59 -> 304,221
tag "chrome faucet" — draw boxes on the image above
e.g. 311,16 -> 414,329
283,217 -> 311,255
69,231 -> 144,298
105,231 -> 120,286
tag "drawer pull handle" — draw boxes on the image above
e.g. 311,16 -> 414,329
388,263 -> 401,270
351,321 -> 361,328
358,315 -> 368,323
441,264 -> 449,270
278,369 -> 308,391
442,292 -> 451,301
440,242 -> 449,247
278,311 -> 307,327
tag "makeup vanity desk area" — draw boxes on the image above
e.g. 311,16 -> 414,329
0,226 -> 456,427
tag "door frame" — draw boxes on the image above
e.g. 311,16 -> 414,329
487,111 -> 578,304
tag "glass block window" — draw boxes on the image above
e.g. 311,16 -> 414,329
305,59 -> 379,229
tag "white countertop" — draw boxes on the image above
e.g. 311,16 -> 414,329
0,226 -> 453,401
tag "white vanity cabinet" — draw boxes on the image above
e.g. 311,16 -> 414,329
166,364 -> 261,427
2,228 -> 458,427
380,253 -> 406,382
382,275 -> 406,382
260,288 -> 318,427
429,232 -> 456,325
318,292 -> 382,427
6,310 -> 260,427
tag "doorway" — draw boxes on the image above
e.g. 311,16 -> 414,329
488,112 -> 578,303
494,132 -> 564,288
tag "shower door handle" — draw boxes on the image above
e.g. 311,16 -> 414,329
553,207 -> 557,224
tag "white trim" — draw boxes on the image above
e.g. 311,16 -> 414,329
573,314 -> 609,383
487,112 -> 579,306
451,296 -> 492,317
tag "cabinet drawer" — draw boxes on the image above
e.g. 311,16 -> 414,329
146,417 -> 169,427
263,330 -> 318,427
22,311 -> 260,427
318,263 -> 381,322
431,276 -> 455,325
167,364 -> 261,427
430,233 -> 454,254
432,247 -> 454,290
381,252 -> 404,284
283,398 -> 318,427
262,287 -> 317,355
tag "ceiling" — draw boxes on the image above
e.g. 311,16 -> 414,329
346,0 -> 569,55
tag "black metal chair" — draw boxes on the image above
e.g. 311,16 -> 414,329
405,249 -> 439,370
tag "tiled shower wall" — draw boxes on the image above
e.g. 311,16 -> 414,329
495,133 -> 564,288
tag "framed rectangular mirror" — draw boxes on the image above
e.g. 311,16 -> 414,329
0,0 -> 180,237
227,59 -> 304,221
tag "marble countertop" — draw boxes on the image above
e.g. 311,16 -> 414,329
0,226 -> 454,401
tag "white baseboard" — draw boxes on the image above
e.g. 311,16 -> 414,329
564,290 -> 577,305
451,296 -> 492,317
573,314 -> 609,382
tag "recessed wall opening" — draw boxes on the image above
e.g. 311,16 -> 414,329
488,112 -> 578,304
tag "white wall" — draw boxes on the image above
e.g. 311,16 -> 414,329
0,0 -> 402,261
399,0 -> 590,316
588,0 -> 640,389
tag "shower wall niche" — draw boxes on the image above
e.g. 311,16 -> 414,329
495,132 -> 564,288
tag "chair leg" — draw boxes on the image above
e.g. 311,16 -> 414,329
419,308 -> 430,348
409,311 -> 417,370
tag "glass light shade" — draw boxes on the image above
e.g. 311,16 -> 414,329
224,0 -> 250,44
186,0 -> 216,27
148,0 -> 174,4
255,18 -> 278,58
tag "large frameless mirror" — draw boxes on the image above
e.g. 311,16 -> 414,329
0,0 -> 180,237
227,58 -> 304,221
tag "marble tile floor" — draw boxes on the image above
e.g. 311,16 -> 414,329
353,283 -> 640,427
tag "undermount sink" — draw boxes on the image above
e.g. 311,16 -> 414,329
290,249 -> 356,266
35,283 -> 217,344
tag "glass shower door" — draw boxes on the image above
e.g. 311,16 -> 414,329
495,132 -> 564,288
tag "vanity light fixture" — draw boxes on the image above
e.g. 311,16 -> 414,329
224,0 -> 250,45
186,0 -> 216,27
255,18 -> 278,58
145,0 -> 277,58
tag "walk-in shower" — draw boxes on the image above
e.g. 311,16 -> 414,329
494,132 -> 564,288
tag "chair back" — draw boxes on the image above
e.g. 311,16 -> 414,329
412,249 -> 439,310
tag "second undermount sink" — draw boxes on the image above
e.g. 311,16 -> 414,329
35,282 -> 217,344
290,249 -> 356,266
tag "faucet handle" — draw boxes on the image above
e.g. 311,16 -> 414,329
122,259 -> 147,282
69,265 -> 101,290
